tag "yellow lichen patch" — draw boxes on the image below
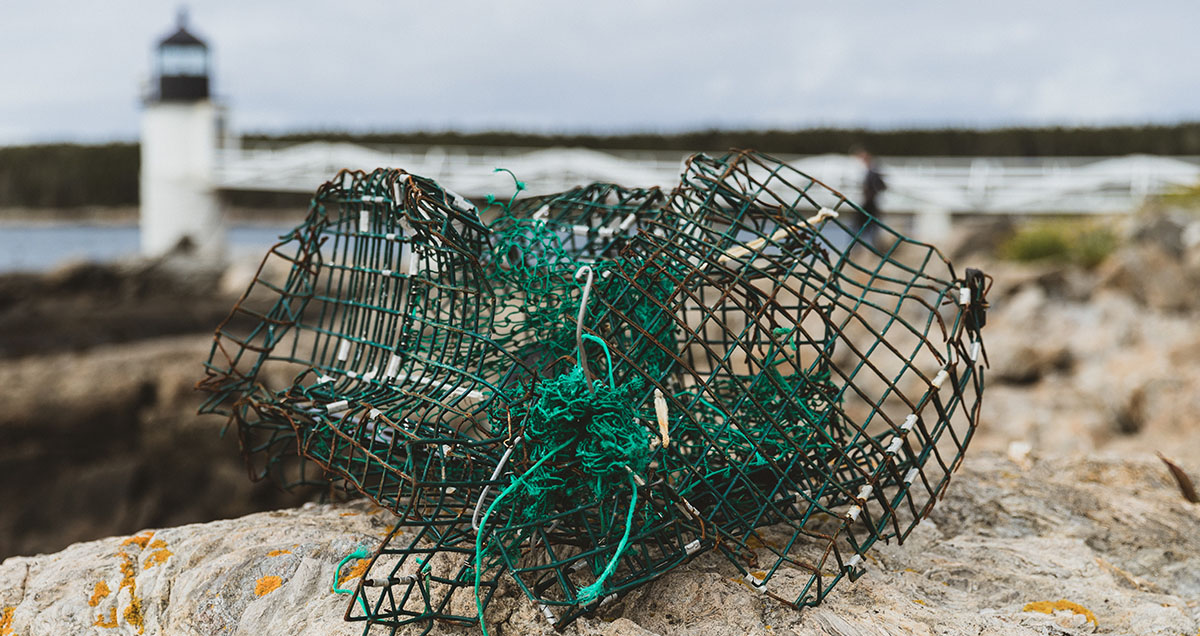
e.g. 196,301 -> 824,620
1023,599 -> 1098,626
266,549 -> 291,557
912,599 -> 927,606
121,532 -> 154,550
339,512 -> 359,517
94,606 -> 118,628
123,595 -> 145,635
114,545 -> 147,634
255,576 -> 283,597
148,539 -> 167,550
88,580 -> 111,607
343,559 -> 370,581
0,606 -> 15,636
143,548 -> 173,569
118,553 -> 137,591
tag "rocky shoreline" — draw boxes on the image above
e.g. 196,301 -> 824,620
1,452 -> 1196,635
2,212 -> 1199,633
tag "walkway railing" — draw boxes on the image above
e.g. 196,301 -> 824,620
215,143 -> 1200,240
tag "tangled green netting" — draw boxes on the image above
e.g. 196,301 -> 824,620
199,153 -> 988,635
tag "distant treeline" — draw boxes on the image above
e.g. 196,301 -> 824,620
247,123 -> 1200,157
5,123 -> 1200,208
0,143 -> 138,208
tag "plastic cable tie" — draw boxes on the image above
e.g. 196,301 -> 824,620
326,400 -> 349,414
400,244 -> 418,277
359,210 -> 370,233
885,436 -> 903,455
846,505 -> 862,521
346,370 -> 358,379
315,374 -> 334,386
746,572 -> 768,592
846,554 -> 864,571
685,539 -> 702,555
959,287 -> 971,306
381,269 -> 392,277
719,227 -> 788,264
904,467 -> 920,484
902,413 -> 918,432
384,354 -> 402,379
858,484 -> 873,500
931,369 -> 949,389
337,339 -> 351,361
676,498 -> 700,519
654,388 -> 669,448
619,212 -> 638,231
806,206 -> 839,225
539,604 -> 557,626
625,468 -> 647,488
384,232 -> 397,241
970,340 -> 981,362
368,408 -> 381,421
446,190 -> 471,212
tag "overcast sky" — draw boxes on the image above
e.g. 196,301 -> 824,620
1,1 -> 1197,144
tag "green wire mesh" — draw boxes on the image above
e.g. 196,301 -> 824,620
198,150 -> 989,634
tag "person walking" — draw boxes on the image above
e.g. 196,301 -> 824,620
848,146 -> 886,250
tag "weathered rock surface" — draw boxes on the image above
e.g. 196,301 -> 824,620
976,255 -> 1200,461
3,452 -> 1196,635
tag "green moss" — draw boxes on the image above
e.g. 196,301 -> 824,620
998,220 -> 1119,268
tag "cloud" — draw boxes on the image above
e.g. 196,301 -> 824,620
1,1 -> 1198,144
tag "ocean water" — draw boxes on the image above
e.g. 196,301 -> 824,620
0,224 -> 296,272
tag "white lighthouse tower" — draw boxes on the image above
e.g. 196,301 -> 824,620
140,11 -> 225,259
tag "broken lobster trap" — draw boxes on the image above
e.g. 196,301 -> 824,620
198,150 -> 989,634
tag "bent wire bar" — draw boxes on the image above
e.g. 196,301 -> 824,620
198,150 -> 989,634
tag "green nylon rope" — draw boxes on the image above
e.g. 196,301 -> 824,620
475,436 -> 578,636
332,546 -> 371,617
574,471 -> 638,604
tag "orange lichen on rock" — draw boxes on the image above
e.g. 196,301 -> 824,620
0,606 -> 15,636
267,549 -> 292,557
148,539 -> 167,550
118,553 -> 137,591
123,595 -> 145,634
255,576 -> 283,597
1023,599 -> 1098,626
143,548 -> 173,569
88,580 -> 111,607
121,532 -> 154,550
114,539 -> 147,633
343,559 -> 370,581
339,512 -> 359,517
94,606 -> 118,628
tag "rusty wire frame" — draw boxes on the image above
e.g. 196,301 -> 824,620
198,149 -> 989,634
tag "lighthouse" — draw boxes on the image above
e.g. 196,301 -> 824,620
139,10 -> 225,259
